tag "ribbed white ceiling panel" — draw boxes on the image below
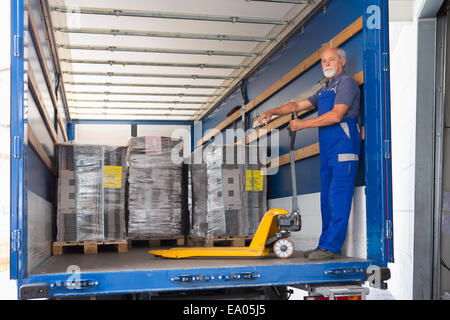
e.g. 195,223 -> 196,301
51,0 -> 294,18
49,0 -> 320,120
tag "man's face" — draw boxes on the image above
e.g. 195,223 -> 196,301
321,49 -> 345,79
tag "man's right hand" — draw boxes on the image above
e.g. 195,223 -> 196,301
258,111 -> 273,126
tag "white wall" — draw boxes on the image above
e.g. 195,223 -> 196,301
387,0 -> 427,300
74,124 -> 191,147
75,124 -> 132,146
138,125 -> 191,140
268,187 -> 367,259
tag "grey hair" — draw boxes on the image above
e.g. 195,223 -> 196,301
337,48 -> 346,61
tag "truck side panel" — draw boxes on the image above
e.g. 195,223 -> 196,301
10,0 -> 25,281
363,0 -> 394,264
201,0 -> 393,265
201,0 -> 367,260
11,0 -> 66,282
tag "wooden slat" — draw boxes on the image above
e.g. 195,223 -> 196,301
270,126 -> 366,168
353,70 -> 364,85
27,65 -> 58,143
27,124 -> 57,175
272,143 -> 320,168
55,142 -> 74,146
39,0 -> 71,122
241,71 -> 364,145
39,0 -> 62,75
28,2 -> 68,142
198,16 -> 363,147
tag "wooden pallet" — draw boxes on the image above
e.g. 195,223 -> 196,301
127,236 -> 185,248
187,236 -> 252,247
52,240 -> 128,255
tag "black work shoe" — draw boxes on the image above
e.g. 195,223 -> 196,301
303,248 -> 321,258
308,249 -> 341,260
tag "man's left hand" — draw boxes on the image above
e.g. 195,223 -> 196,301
289,119 -> 308,132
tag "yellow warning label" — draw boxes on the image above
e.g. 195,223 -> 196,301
103,166 -> 123,188
245,170 -> 264,191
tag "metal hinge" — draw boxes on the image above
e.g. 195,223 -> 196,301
13,136 -> 22,159
385,220 -> 393,239
12,229 -> 21,252
382,51 -> 389,72
14,35 -> 22,57
384,139 -> 391,159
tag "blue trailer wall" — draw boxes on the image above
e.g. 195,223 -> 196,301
11,0 -> 66,283
201,0 -> 394,265
202,0 -> 365,199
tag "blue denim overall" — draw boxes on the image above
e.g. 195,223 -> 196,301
317,80 -> 361,254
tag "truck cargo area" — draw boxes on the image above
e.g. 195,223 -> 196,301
25,246 -> 373,299
11,0 -> 394,299
32,248 -> 367,276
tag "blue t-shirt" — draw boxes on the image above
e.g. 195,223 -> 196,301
307,72 -> 360,119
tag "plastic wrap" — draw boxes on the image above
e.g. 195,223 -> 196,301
56,144 -> 127,242
190,144 -> 267,239
127,136 -> 183,239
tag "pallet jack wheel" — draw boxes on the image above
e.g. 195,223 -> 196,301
273,238 -> 295,259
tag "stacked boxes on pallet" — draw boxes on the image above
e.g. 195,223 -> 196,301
56,144 -> 127,242
127,136 -> 184,239
190,144 -> 267,239
56,139 -> 262,245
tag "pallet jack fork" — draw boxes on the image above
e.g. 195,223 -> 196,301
149,112 -> 302,259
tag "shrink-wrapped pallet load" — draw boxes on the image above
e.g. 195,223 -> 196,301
190,144 -> 267,239
127,136 -> 183,239
56,144 -> 127,242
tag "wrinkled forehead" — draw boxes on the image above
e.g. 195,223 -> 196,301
321,48 -> 339,60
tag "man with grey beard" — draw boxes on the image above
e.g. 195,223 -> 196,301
258,47 -> 361,260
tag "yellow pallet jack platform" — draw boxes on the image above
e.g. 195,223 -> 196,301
149,208 -> 296,259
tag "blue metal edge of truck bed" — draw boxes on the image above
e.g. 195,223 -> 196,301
21,260 -> 374,298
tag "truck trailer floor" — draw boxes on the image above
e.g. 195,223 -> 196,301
31,248 -> 368,275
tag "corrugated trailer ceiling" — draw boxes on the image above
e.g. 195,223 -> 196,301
49,0 -> 323,121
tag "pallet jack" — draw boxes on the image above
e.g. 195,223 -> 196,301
149,113 -> 302,259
